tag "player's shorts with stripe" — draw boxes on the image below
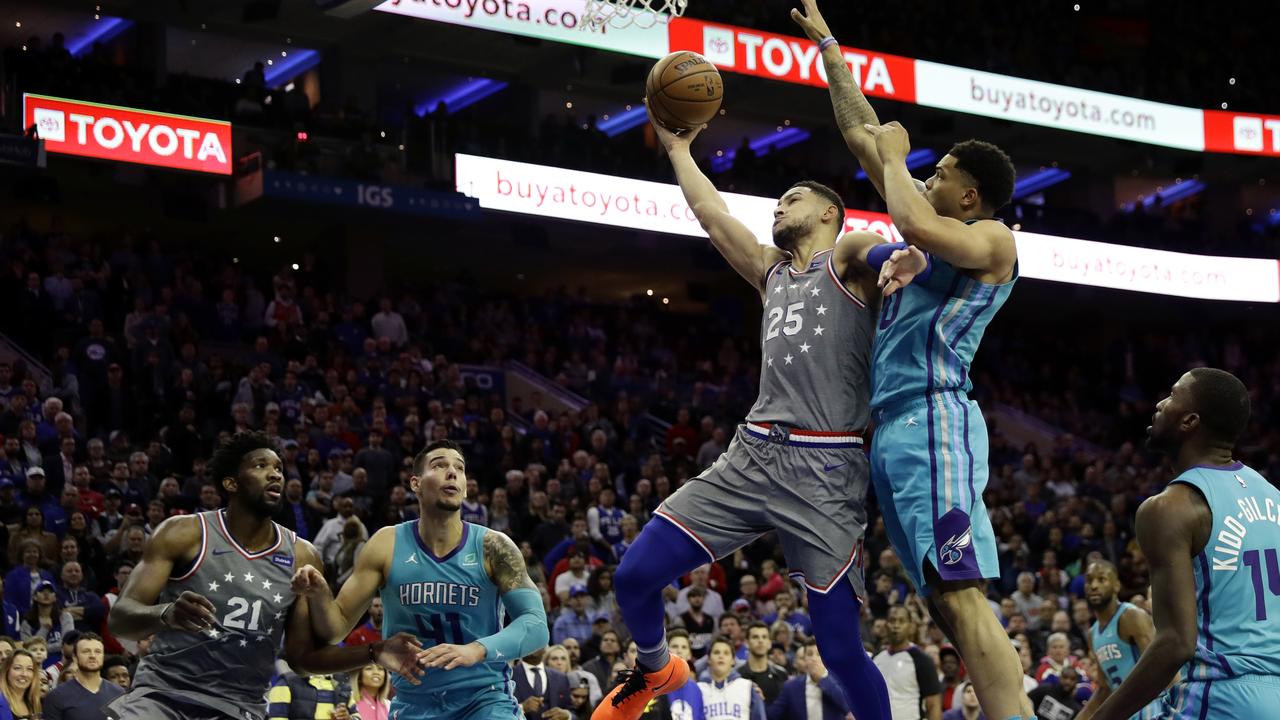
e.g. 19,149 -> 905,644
390,683 -> 521,720
657,422 -> 868,597
106,688 -> 260,720
870,389 -> 999,595
1163,674 -> 1280,719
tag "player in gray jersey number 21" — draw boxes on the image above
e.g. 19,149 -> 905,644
105,431 -> 424,720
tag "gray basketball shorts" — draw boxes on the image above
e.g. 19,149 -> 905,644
105,687 -> 263,720
657,422 -> 870,597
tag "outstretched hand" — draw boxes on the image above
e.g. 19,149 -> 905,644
790,0 -> 833,43
374,633 -> 427,685
863,121 -> 911,162
646,100 -> 704,153
417,641 -> 488,672
878,245 -> 928,296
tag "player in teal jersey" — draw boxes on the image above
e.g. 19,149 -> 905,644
1077,560 -> 1164,720
293,439 -> 549,720
1093,369 -> 1280,720
794,2 -> 1026,718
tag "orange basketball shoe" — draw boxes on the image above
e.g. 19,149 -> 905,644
590,654 -> 690,720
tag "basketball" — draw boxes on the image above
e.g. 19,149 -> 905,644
645,51 -> 724,132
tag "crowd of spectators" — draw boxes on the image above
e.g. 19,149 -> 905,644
0,208 -> 1277,718
1,14 -> 1279,717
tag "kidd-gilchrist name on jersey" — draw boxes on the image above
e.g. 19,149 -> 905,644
1172,462 -> 1280,680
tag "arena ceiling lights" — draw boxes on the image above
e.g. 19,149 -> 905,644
454,153 -> 1280,304
374,1 -> 1280,157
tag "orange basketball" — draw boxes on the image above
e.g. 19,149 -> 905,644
645,51 -> 724,132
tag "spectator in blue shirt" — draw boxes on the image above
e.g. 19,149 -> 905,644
552,585 -> 593,646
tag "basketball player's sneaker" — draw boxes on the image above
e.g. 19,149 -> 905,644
590,655 -> 690,720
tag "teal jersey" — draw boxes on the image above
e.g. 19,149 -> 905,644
1091,603 -> 1143,687
1172,462 -> 1280,681
380,520 -> 512,698
870,255 -> 1016,411
1091,603 -> 1164,719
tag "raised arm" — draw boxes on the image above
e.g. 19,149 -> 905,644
866,122 -> 1016,278
1091,486 -> 1208,720
791,0 -> 887,198
108,515 -> 217,639
650,109 -> 785,294
292,525 -> 394,644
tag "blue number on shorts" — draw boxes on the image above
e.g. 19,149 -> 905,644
1241,548 -> 1280,621
415,612 -> 466,645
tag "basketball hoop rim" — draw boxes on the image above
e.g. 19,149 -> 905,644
578,0 -> 689,31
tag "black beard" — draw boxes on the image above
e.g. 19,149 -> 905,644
435,498 -> 462,513
245,491 -> 279,518
772,218 -> 812,251
1087,594 -> 1113,611
1144,432 -> 1172,454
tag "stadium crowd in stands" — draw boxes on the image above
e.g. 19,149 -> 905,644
0,214 -> 1277,718
3,12 -> 1280,716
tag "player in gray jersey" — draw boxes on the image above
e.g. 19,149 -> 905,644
106,431 -> 423,720
591,112 -> 925,720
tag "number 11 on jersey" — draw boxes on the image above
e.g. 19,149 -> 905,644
415,612 -> 466,646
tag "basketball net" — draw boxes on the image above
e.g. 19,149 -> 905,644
579,0 -> 688,31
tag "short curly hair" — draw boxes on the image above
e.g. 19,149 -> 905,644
948,139 -> 1016,212
209,431 -> 278,489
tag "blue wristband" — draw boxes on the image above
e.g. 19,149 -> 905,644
867,242 -> 933,283
818,36 -> 838,51
866,242 -> 906,270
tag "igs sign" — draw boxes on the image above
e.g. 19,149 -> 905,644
23,94 -> 232,174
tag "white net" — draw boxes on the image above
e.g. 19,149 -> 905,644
579,0 -> 688,31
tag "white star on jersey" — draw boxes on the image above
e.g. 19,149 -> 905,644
224,572 -> 234,583
239,639 -> 248,648
789,283 -> 798,290
243,572 -> 255,583
815,305 -> 827,315
208,629 -> 221,639
262,579 -> 272,590
774,285 -> 783,294
784,354 -> 794,365
275,611 -> 284,620
813,325 -> 825,336
208,581 -> 220,592
799,343 -> 811,353
273,593 -> 284,603
810,286 -> 821,297
767,357 -> 773,367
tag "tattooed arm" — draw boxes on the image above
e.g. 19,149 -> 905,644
416,529 -> 549,671
792,0 -> 891,199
